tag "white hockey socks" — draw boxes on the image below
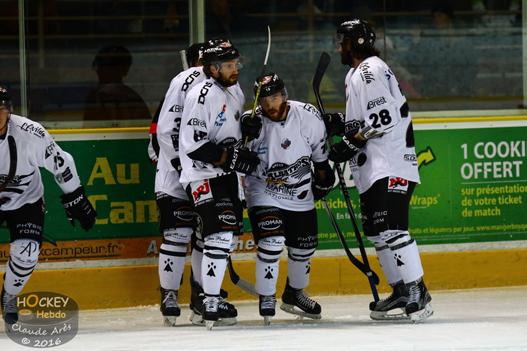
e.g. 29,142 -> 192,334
287,247 -> 315,290
255,236 -> 285,296
369,234 -> 403,285
158,227 -> 192,290
201,231 -> 232,296
383,230 -> 424,284
3,239 -> 39,295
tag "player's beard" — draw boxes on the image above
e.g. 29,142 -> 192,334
264,101 -> 288,122
216,71 -> 238,87
340,49 -> 353,66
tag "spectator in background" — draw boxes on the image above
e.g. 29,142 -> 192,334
408,3 -> 477,97
84,45 -> 151,121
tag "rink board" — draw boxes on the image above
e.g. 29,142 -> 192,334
0,248 -> 526,309
0,117 -> 526,309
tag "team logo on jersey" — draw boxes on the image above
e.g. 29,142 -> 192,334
191,179 -> 212,205
215,104 -> 227,127
281,138 -> 291,149
388,176 -> 409,194
367,97 -> 386,110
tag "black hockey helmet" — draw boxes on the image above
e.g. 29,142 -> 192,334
336,19 -> 376,50
255,73 -> 285,98
0,86 -> 12,112
186,42 -> 205,67
201,38 -> 240,64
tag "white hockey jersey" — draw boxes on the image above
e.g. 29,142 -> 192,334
245,101 -> 328,211
155,66 -> 205,199
345,56 -> 420,194
0,114 -> 81,211
179,78 -> 245,186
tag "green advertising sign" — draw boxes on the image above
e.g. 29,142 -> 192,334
1,125 -> 526,252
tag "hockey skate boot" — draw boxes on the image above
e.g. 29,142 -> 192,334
405,279 -> 433,322
160,287 -> 180,326
369,281 -> 409,321
202,296 -> 219,330
280,283 -> 321,320
189,278 -> 237,326
259,295 -> 276,326
1,287 -> 18,325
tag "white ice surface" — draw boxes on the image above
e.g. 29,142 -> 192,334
1,286 -> 526,351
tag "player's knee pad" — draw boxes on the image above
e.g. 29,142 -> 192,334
9,239 -> 40,275
160,227 -> 193,257
203,231 -> 233,260
257,236 -> 285,263
287,247 -> 315,262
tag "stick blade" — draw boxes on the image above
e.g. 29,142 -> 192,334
312,52 -> 331,91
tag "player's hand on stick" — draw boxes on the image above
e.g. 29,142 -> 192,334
61,186 -> 97,231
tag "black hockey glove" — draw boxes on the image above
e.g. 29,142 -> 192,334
222,144 -> 260,175
328,136 -> 366,163
240,112 -> 262,142
61,186 -> 97,231
312,162 -> 336,201
323,113 -> 345,137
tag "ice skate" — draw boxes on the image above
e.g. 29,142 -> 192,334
189,279 -> 237,327
159,287 -> 180,326
370,281 -> 410,321
1,287 -> 18,325
259,295 -> 276,326
280,283 -> 321,320
405,279 -> 433,323
202,296 -> 219,330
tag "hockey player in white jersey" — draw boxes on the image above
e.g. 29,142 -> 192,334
179,38 -> 259,329
152,42 -> 237,326
242,73 -> 335,324
0,86 -> 96,324
153,42 -> 206,326
325,19 -> 433,322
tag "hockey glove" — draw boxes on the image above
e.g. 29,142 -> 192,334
240,112 -> 262,142
223,144 -> 260,175
312,162 -> 336,201
323,113 -> 345,137
61,186 -> 97,231
328,136 -> 366,163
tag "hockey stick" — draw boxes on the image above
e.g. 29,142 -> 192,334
179,50 -> 189,70
321,200 -> 379,283
227,257 -> 258,297
0,136 -> 17,192
244,26 -> 272,146
313,52 -> 379,301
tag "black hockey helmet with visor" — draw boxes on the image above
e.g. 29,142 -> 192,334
0,86 -> 13,112
201,38 -> 240,65
336,19 -> 376,50
254,73 -> 286,98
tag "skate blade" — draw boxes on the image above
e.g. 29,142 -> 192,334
280,303 -> 321,320
163,316 -> 178,326
189,312 -> 236,327
205,320 -> 215,330
263,316 -> 272,326
409,303 -> 434,323
370,308 -> 409,321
